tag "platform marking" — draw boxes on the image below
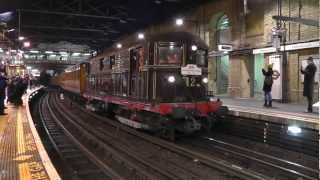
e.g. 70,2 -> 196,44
16,108 -> 31,180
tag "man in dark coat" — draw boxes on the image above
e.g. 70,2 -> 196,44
0,74 -> 7,115
301,57 -> 317,113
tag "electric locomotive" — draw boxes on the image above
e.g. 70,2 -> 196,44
53,31 -> 228,140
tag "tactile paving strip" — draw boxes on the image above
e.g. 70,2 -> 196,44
0,105 -> 50,180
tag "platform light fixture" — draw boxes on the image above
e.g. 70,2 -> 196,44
45,51 -> 54,54
175,18 -> 184,26
18,36 -> 25,41
26,66 -> 31,70
83,53 -> 91,56
168,76 -> 176,83
23,41 -> 31,48
191,45 -> 198,51
0,48 -> 3,53
72,52 -> 80,56
7,28 -> 15,32
288,126 -> 302,134
116,43 -> 122,49
138,33 -> 145,40
30,50 -> 39,54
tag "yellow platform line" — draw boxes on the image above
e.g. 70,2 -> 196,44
16,108 -> 31,180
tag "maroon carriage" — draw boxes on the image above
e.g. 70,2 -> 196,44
83,31 -> 228,139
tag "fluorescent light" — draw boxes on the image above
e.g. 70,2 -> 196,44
18,36 -> 25,41
50,54 -> 56,57
0,48 -> 3,53
45,51 -> 53,54
30,50 -> 39,53
72,52 -> 80,56
26,66 -> 31,70
83,53 -> 91,56
175,18 -> 184,26
10,49 -> 17,53
138,33 -> 145,39
7,28 -> 15,32
288,126 -> 302,134
116,43 -> 122,49
59,51 -> 68,54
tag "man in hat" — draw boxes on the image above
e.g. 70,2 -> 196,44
301,57 -> 317,113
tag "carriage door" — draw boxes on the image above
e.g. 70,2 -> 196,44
130,48 -> 143,98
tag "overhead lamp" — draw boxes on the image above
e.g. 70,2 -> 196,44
191,45 -> 198,51
168,76 -> 176,83
138,33 -> 145,40
7,28 -> 15,32
175,18 -> 184,26
18,36 -> 25,41
23,41 -> 31,48
30,50 -> 39,54
26,66 -> 31,70
45,51 -> 53,54
0,48 -> 3,53
83,53 -> 91,56
116,43 -> 122,49
72,52 -> 80,56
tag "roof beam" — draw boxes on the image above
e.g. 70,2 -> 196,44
22,24 -> 107,33
20,9 -> 125,20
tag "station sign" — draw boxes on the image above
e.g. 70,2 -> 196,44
218,44 -> 233,52
181,64 -> 202,76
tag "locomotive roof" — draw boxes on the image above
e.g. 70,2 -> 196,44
149,31 -> 208,49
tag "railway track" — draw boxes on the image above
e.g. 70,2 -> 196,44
178,136 -> 318,180
33,89 -> 318,180
34,92 -> 117,180
42,89 -> 269,180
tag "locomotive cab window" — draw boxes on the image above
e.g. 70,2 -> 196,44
158,43 -> 182,65
188,48 -> 207,67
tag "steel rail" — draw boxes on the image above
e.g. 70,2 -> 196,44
43,93 -> 123,180
57,92 -> 269,180
49,92 -> 178,180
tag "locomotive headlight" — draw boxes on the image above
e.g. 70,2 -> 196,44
191,45 -> 198,51
168,76 -> 176,83
202,77 -> 208,84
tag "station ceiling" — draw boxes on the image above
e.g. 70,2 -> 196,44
0,0 -> 209,51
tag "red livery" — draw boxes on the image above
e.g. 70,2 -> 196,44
52,31 -> 228,140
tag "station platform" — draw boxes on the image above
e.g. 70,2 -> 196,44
0,93 -> 60,180
221,97 -> 319,130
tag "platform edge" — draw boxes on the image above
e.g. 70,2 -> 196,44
26,88 -> 61,180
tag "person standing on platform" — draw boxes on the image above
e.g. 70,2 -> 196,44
301,57 -> 317,113
262,64 -> 280,107
0,73 -> 7,115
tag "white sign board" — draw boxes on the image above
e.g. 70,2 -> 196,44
181,64 -> 202,76
301,58 -> 320,83
218,44 -> 233,52
269,55 -> 282,100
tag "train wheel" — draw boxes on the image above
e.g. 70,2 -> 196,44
157,126 -> 175,141
203,117 -> 213,133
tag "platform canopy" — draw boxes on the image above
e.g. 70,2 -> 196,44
0,0 -> 209,51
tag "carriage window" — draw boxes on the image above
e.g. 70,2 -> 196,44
110,55 -> 115,69
189,50 -> 207,67
158,45 -> 182,65
99,58 -> 104,71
